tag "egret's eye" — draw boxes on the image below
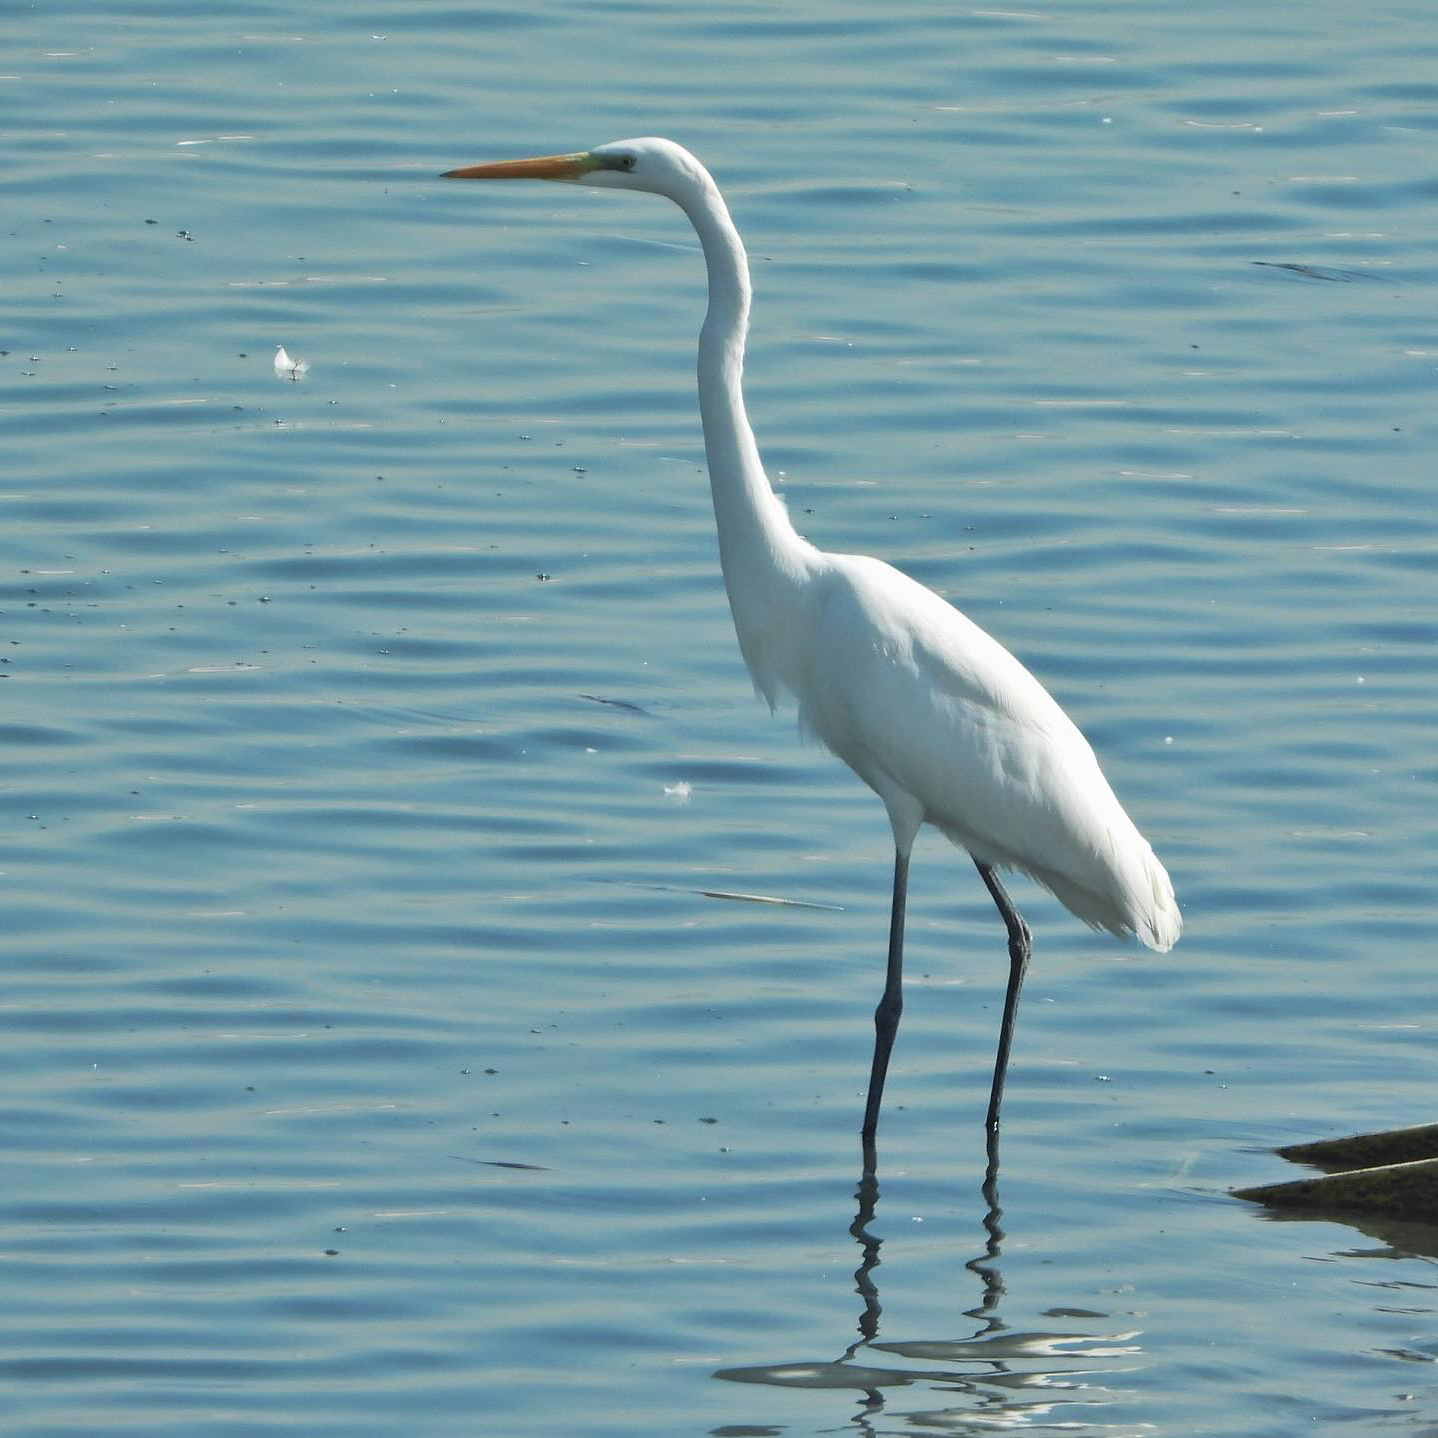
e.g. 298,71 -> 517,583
617,154 -> 635,171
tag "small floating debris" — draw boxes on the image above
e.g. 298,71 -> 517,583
593,877 -> 844,911
274,344 -> 309,380
1251,261 -> 1374,284
579,693 -> 654,716
1234,1122 -> 1438,1221
449,1156 -> 550,1171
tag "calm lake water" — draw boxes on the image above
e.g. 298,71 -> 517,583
5,2 -> 1437,1434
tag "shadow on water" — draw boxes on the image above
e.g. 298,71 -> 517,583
714,1131 -> 1144,1433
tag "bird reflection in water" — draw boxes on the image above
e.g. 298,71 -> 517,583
713,1133 -> 1143,1432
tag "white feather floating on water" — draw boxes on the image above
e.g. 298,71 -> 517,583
273,344 -> 309,380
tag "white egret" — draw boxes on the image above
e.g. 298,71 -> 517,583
443,138 -> 1180,1141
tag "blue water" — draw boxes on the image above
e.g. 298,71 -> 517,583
4,2 -> 1437,1433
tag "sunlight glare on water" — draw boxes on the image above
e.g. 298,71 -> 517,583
3,2 -> 1436,1434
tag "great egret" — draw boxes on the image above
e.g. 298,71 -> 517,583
443,138 -> 1180,1142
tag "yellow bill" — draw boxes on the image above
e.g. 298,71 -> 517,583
442,151 -> 597,181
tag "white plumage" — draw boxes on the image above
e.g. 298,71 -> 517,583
443,137 -> 1180,1145
798,551 -> 1180,950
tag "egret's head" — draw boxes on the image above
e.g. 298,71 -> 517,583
443,137 -> 708,203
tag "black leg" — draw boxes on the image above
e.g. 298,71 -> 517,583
975,860 -> 1032,1133
862,849 -> 910,1144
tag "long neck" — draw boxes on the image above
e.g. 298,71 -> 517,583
675,177 -> 813,703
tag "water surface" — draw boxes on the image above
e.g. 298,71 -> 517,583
4,2 -> 1437,1434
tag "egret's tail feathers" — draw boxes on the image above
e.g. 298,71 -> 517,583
1008,840 -> 1180,952
1132,847 -> 1181,953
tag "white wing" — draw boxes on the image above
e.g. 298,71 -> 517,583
796,553 -> 1179,950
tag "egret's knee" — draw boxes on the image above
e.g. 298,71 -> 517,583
873,994 -> 902,1036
